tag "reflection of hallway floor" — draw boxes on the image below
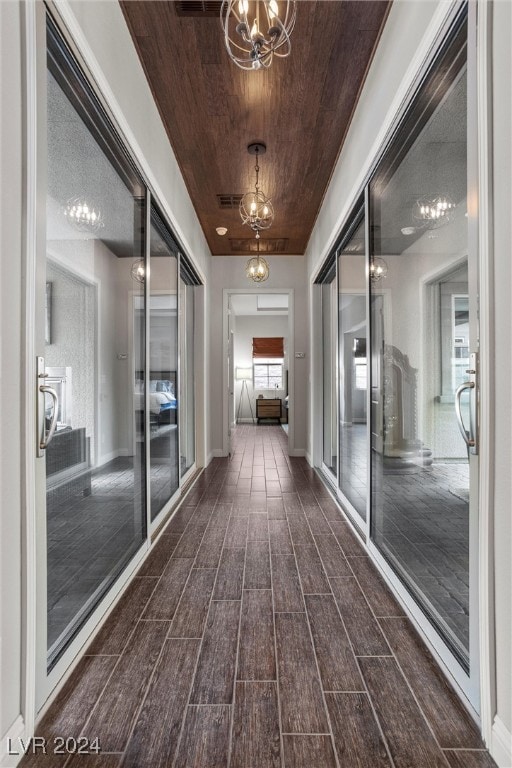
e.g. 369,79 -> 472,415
339,423 -> 368,518
377,461 -> 470,654
25,425 -> 493,768
47,456 -> 145,650
47,430 -> 179,652
338,423 -> 470,654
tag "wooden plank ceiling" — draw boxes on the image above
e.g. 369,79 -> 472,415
121,1 -> 391,256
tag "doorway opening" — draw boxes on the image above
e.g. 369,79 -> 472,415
224,290 -> 294,456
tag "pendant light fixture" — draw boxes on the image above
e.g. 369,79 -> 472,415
221,0 -> 296,71
239,142 -> 274,232
246,232 -> 270,282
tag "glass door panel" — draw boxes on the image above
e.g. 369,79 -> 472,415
369,19 -> 474,666
338,215 -> 368,522
180,276 -> 195,476
148,211 -> 179,520
45,25 -> 146,667
321,276 -> 337,479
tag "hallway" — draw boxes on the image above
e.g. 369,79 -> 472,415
22,426 -> 495,768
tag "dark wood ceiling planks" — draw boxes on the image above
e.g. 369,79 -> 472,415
120,0 -> 391,255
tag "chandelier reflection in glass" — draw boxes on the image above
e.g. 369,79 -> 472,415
370,257 -> 388,283
246,233 -> 270,282
413,195 -> 456,230
221,0 -> 296,70
63,197 -> 103,233
131,259 -> 145,283
240,143 -> 274,232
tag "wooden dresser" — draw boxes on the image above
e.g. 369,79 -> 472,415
256,398 -> 282,424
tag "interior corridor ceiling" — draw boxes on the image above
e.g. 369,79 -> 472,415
120,1 -> 391,256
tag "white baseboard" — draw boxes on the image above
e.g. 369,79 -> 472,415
305,451 -> 313,467
492,716 -> 512,767
288,448 -> 306,457
96,448 -> 120,467
210,449 -> 227,458
1,715 -> 25,768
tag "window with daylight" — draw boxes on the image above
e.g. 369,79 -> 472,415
253,360 -> 284,389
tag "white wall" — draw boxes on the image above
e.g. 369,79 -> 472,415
210,256 -> 308,455
233,315 -> 288,421
491,0 -> 512,750
0,0 -> 23,741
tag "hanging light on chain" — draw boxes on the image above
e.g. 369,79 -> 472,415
239,142 -> 274,232
246,232 -> 270,282
221,0 -> 296,70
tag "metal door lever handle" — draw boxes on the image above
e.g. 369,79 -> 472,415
455,381 -> 475,448
39,385 -> 59,449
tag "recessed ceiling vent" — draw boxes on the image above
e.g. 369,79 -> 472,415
217,194 -> 243,209
175,1 -> 222,17
229,238 -> 288,254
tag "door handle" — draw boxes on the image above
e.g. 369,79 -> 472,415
39,385 -> 59,450
455,381 -> 475,449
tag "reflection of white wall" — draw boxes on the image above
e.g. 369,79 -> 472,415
339,295 -> 366,424
234,315 -> 288,421
47,238 -> 132,465
378,245 -> 468,459
45,260 -> 96,460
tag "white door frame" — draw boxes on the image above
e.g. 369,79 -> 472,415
222,288 -> 295,456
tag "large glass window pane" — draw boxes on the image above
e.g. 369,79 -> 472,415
180,276 -> 195,476
148,211 -> 179,519
46,26 -> 146,665
321,275 -> 337,478
338,214 -> 368,521
370,22 -> 470,663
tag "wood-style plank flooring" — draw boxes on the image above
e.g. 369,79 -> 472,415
22,426 -> 496,768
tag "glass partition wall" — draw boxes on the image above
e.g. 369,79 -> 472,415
338,211 -> 368,524
180,273 -> 196,477
321,270 -> 337,480
46,32 -> 147,666
43,17 -> 199,674
316,9 -> 478,703
370,20 -> 471,668
148,211 -> 179,520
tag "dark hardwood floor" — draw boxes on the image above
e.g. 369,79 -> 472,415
22,426 -> 496,768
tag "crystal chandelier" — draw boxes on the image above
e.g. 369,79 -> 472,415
63,197 -> 103,232
413,195 -> 456,230
246,233 -> 270,282
221,0 -> 296,70
240,143 -> 274,232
